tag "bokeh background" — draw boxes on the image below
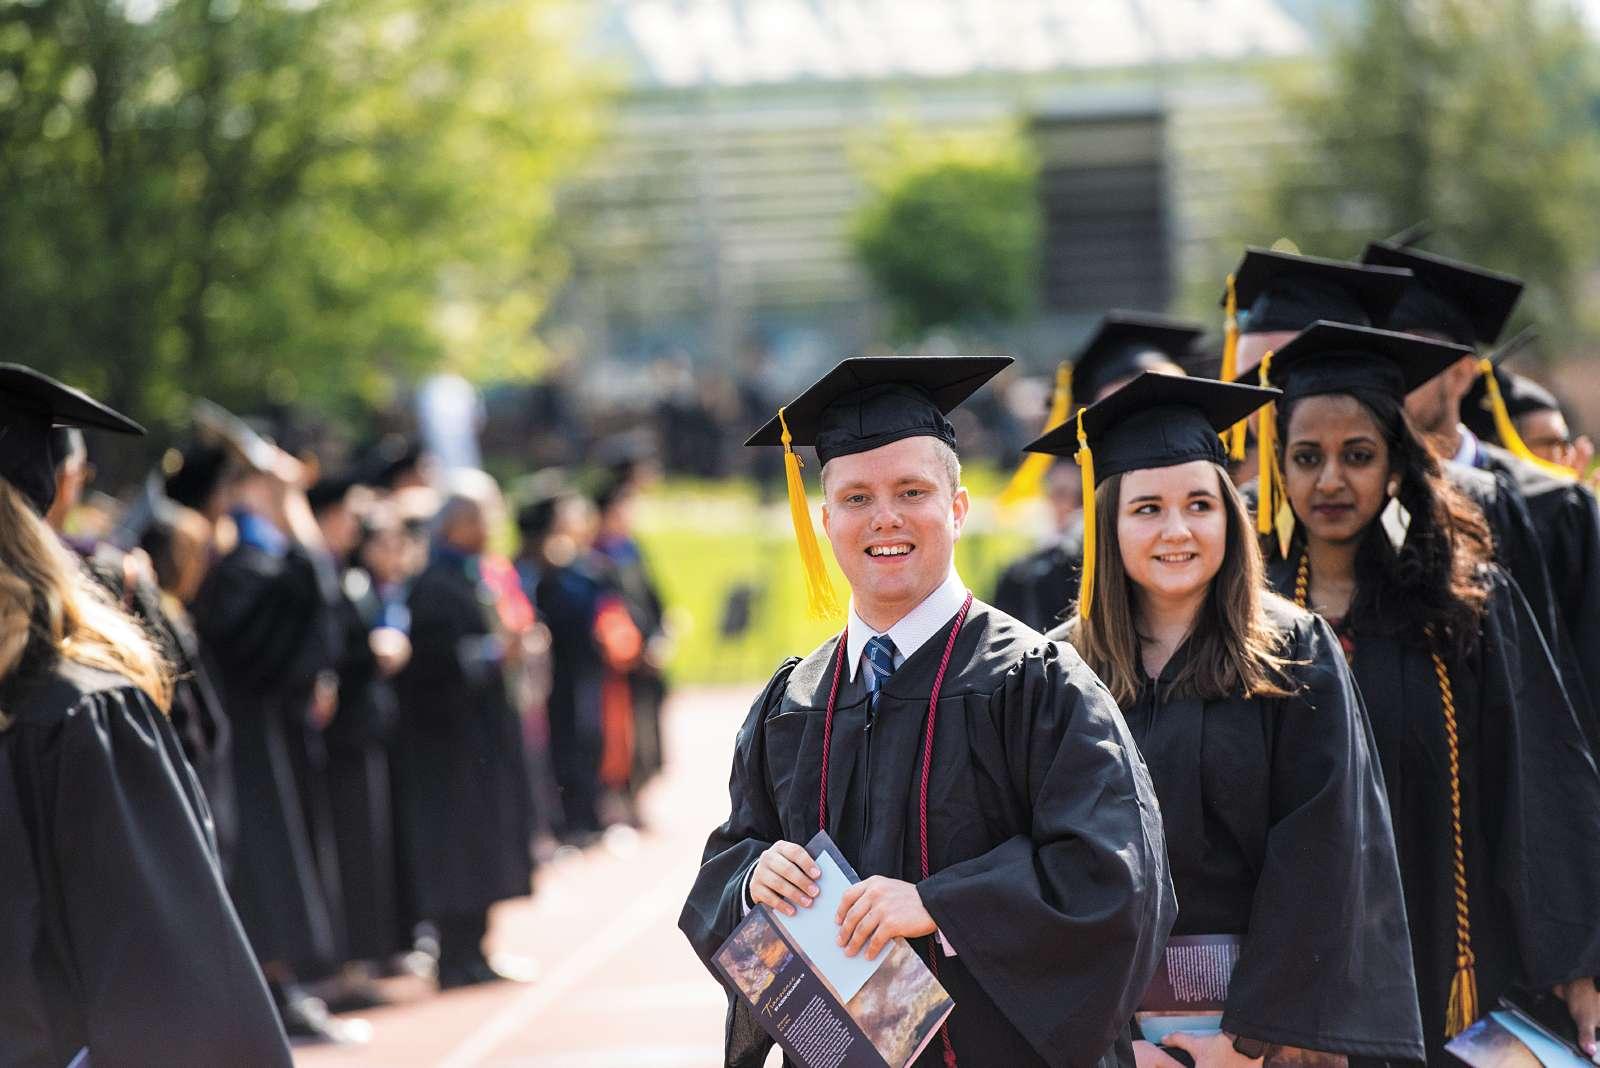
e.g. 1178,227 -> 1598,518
8,0 -> 1600,686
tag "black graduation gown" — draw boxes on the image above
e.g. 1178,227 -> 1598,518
1479,444 -> 1600,747
393,554 -> 533,919
323,567 -> 402,962
596,536 -> 670,789
991,528 -> 1083,634
193,539 -> 342,973
1058,602 -> 1422,1060
680,602 -> 1176,1068
0,659 -> 292,1068
535,558 -> 606,834
1267,559 -> 1600,1063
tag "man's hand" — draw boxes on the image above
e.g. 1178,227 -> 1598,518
1132,1041 -> 1186,1068
750,842 -> 820,918
1554,979 -> 1600,1061
834,876 -> 936,961
1161,1032 -> 1262,1067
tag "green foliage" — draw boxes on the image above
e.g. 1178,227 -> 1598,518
1257,0 -> 1600,335
850,127 -> 1041,340
0,0 -> 601,430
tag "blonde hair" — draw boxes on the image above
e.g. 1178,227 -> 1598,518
1065,463 -> 1296,708
0,481 -> 172,727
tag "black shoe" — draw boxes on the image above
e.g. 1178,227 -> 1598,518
437,953 -> 539,991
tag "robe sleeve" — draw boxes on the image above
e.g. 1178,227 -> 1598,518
1221,614 -> 1425,1059
678,656 -> 801,1068
1542,485 -> 1600,749
196,546 -> 338,696
37,686 -> 292,1067
916,642 -> 1177,1068
1480,569 -> 1600,990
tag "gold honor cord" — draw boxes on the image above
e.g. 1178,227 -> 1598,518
779,406 -> 842,621
1478,359 -> 1574,480
1221,272 -> 1247,461
1074,408 -> 1097,622
998,363 -> 1073,508
1293,552 -> 1477,1037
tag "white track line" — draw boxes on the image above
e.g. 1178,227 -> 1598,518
433,876 -> 689,1068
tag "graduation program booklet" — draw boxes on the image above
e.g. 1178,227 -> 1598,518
1136,934 -> 1345,1067
1446,991 -> 1593,1067
712,831 -> 954,1068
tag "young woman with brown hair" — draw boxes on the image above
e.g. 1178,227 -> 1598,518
1029,372 -> 1423,1066
1254,321 -> 1600,1064
0,365 -> 291,1067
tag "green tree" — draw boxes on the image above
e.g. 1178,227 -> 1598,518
1254,0 -> 1600,335
850,127 -> 1040,340
0,0 -> 600,431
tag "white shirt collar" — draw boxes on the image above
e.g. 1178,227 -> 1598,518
845,567 -> 967,681
1452,423 -> 1479,468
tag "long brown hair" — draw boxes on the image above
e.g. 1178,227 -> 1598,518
0,481 -> 172,727
1065,462 -> 1296,708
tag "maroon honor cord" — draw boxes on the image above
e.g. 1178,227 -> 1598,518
816,592 -> 973,1068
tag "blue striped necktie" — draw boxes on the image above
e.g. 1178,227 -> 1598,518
862,634 -> 898,701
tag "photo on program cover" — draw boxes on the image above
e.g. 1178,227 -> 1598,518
715,909 -> 794,1006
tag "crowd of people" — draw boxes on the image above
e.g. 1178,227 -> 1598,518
683,234 -> 1600,1068
1,382 -> 671,1062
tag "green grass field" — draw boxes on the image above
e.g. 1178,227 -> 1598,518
634,468 -> 1041,686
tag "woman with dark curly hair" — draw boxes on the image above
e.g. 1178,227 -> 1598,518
0,365 -> 291,1068
1030,373 -> 1422,1067
1255,321 -> 1600,1063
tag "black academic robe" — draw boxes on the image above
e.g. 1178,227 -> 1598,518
992,527 -> 1083,634
535,557 -> 606,834
324,566 -> 402,962
394,554 -> 533,919
193,540 -> 342,973
0,659 -> 291,1068
680,601 -> 1176,1068
1478,444 -> 1600,747
1051,602 -> 1423,1060
1267,558 -> 1600,1063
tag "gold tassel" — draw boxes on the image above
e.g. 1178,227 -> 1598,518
1254,353 -> 1283,551
1222,273 -> 1247,461
779,407 -> 842,621
1445,962 -> 1480,1039
1478,359 -> 1573,480
999,363 -> 1073,508
1075,409 -> 1097,622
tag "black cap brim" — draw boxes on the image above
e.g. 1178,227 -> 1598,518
1023,371 -> 1279,483
1071,311 -> 1203,404
1224,247 -> 1413,333
0,363 -> 144,436
1248,320 -> 1472,399
745,355 -> 1012,463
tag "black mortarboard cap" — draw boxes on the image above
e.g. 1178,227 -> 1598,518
745,355 -> 1012,465
1250,321 -> 1470,402
1225,248 -> 1412,334
307,470 -> 363,513
1023,372 -> 1279,483
1070,311 -> 1202,406
162,440 -> 230,512
0,363 -> 143,514
1361,242 -> 1523,348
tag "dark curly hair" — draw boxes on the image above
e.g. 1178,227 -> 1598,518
1274,386 -> 1491,661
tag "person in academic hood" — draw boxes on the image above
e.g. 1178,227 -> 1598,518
1252,321 -> 1600,1063
679,356 -> 1177,1068
994,311 -> 1201,633
0,365 -> 292,1067
1027,373 -> 1422,1066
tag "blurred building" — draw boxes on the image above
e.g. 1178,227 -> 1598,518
551,0 -> 1333,395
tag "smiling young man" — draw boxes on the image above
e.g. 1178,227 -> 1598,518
679,357 -> 1176,1068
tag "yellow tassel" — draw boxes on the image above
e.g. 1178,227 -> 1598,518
1444,961 -> 1480,1038
779,407 -> 842,621
1479,359 -> 1574,480
1255,353 -> 1280,548
1075,409 -> 1097,622
999,363 -> 1073,508
1222,273 -> 1247,461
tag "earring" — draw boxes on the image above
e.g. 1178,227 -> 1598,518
1380,493 -> 1411,552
